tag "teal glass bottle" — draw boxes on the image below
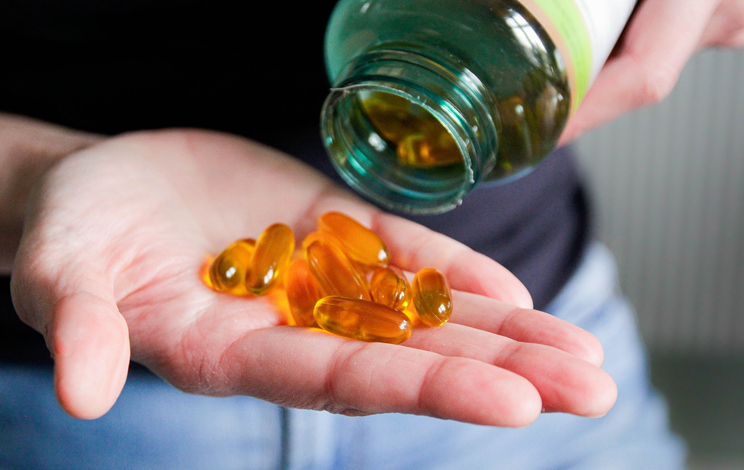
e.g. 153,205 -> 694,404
320,0 -> 633,214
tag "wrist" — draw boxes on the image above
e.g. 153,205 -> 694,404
0,113 -> 104,271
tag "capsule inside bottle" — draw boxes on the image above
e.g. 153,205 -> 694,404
314,296 -> 413,344
360,91 -> 462,168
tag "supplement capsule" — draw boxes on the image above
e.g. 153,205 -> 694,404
314,296 -> 412,344
411,268 -> 452,327
317,212 -> 389,268
360,91 -> 422,143
208,238 -> 256,295
396,130 -> 462,168
245,223 -> 295,295
301,230 -> 344,256
359,91 -> 462,169
285,259 -> 321,327
370,266 -> 411,312
306,239 -> 371,300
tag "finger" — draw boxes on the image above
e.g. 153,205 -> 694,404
371,212 -> 534,309
560,0 -> 720,143
405,323 -> 617,417
11,260 -> 130,420
301,192 -> 533,308
211,326 -> 542,427
49,291 -> 131,419
699,0 -> 744,48
450,290 -> 604,366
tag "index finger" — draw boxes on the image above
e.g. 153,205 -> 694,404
560,0 -> 720,143
196,326 -> 543,427
370,212 -> 534,309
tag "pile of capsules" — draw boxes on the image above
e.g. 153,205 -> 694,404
203,212 -> 452,344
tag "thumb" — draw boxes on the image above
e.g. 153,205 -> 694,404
12,274 -> 130,419
50,290 -> 131,419
560,0 -> 720,143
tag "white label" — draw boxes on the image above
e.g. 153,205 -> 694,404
572,0 -> 637,81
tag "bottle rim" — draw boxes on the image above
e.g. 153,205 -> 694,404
321,78 -> 484,215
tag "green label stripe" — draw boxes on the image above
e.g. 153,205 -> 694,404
530,0 -> 593,111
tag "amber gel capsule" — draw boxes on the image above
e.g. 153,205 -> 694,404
411,268 -> 452,327
301,230 -> 344,257
314,296 -> 412,344
361,92 -> 462,168
317,212 -> 389,268
245,223 -> 295,295
370,266 -> 411,311
208,238 -> 256,295
306,239 -> 371,300
285,259 -> 322,327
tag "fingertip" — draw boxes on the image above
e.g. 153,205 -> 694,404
422,359 -> 542,427
555,325 -> 605,368
51,292 -> 131,419
461,255 -> 534,310
489,376 -> 542,428
508,283 -> 534,311
55,360 -> 128,420
540,359 -> 618,419
578,332 -> 605,368
577,368 -> 618,418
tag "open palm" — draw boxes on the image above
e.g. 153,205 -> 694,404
11,129 -> 616,425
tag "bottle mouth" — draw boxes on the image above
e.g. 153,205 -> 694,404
322,82 -> 477,214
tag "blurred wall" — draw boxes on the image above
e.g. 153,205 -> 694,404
575,49 -> 744,354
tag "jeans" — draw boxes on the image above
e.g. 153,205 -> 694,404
0,243 -> 686,469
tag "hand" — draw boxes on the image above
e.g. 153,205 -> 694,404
560,0 -> 744,143
0,112 -> 102,270
10,129 -> 616,424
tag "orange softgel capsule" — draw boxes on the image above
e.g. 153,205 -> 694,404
411,268 -> 453,327
301,230 -> 343,257
306,239 -> 371,300
208,238 -> 256,295
314,296 -> 412,344
245,223 -> 295,295
369,266 -> 411,312
317,212 -> 389,268
285,259 -> 322,327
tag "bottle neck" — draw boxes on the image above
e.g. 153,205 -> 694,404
321,46 -> 498,214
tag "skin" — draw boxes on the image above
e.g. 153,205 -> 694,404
560,0 -> 744,144
1,0 -> 741,424
8,129 -> 614,424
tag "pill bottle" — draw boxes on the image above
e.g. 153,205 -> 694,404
321,0 -> 636,214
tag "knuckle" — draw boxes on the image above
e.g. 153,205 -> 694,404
640,65 -> 678,105
734,32 -> 744,47
725,1 -> 744,32
320,402 -> 370,417
709,1 -> 744,47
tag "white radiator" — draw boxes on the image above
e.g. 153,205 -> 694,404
575,49 -> 744,354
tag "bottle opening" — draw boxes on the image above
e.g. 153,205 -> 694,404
360,91 -> 463,169
322,85 -> 474,214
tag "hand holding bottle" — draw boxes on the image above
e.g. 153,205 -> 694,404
560,0 -> 744,143
9,129 -> 616,424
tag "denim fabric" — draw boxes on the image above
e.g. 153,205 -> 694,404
0,243 -> 686,470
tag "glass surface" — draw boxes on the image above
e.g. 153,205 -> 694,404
323,0 -> 571,212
